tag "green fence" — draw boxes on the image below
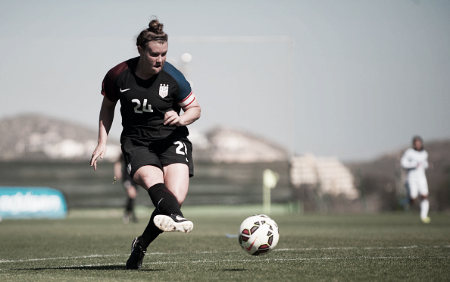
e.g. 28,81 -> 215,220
0,161 -> 292,208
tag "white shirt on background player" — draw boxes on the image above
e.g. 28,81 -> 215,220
401,147 -> 429,198
401,148 -> 429,179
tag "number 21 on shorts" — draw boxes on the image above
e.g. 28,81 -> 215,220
174,141 -> 188,162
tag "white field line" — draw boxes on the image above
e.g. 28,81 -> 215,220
0,254 -> 123,264
274,245 -> 450,252
276,245 -> 414,251
0,245 -> 449,265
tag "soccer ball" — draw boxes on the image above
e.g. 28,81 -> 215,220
238,214 -> 279,255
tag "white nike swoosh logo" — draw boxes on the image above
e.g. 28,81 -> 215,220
157,198 -> 163,210
176,215 -> 185,221
120,88 -> 130,92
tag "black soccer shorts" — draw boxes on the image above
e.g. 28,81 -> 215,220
121,137 -> 194,179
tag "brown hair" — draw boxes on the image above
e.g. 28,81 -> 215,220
136,18 -> 168,49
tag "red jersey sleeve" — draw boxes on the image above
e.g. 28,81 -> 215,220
101,61 -> 129,102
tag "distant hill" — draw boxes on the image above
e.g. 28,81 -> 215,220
192,126 -> 289,163
0,113 -> 121,161
0,114 -> 289,163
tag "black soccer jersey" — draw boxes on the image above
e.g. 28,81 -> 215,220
101,57 -> 196,144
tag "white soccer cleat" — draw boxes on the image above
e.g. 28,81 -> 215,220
421,217 -> 431,224
154,214 -> 193,233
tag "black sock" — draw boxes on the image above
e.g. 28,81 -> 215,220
147,183 -> 183,216
138,183 -> 183,249
139,209 -> 163,248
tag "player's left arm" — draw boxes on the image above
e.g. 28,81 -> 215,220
164,98 -> 201,126
163,65 -> 201,126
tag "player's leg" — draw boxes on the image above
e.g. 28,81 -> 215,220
163,163 -> 189,205
135,208 -> 163,250
122,141 -> 171,270
133,165 -> 189,243
407,179 -> 419,205
133,165 -> 172,241
418,179 -> 430,223
126,165 -> 165,270
153,163 -> 193,233
420,195 -> 430,223
123,181 -> 137,223
122,138 -> 170,223
133,165 -> 186,217
125,137 -> 193,269
128,184 -> 138,222
153,138 -> 194,233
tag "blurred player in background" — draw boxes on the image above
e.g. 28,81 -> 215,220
90,18 -> 201,270
114,155 -> 138,224
400,136 -> 430,223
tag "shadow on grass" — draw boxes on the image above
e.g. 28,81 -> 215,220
15,265 -> 165,271
223,268 -> 247,271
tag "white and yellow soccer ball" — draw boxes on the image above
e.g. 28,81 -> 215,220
238,214 -> 279,255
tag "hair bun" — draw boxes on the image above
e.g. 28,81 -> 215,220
148,19 -> 164,33
136,18 -> 168,47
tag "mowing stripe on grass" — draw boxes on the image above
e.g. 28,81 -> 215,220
2,255 -> 449,271
1,245 -> 449,265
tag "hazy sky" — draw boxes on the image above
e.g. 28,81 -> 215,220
1,0 -> 449,161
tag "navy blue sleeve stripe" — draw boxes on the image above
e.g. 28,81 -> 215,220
163,62 -> 192,102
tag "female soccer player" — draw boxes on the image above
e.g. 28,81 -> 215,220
90,18 -> 201,269
400,136 -> 430,223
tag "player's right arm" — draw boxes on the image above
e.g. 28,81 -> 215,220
400,149 -> 417,170
90,96 -> 117,170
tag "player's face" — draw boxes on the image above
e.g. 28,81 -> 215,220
414,139 -> 423,150
138,41 -> 168,76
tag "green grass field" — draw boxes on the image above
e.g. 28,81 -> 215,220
1,206 -> 449,281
